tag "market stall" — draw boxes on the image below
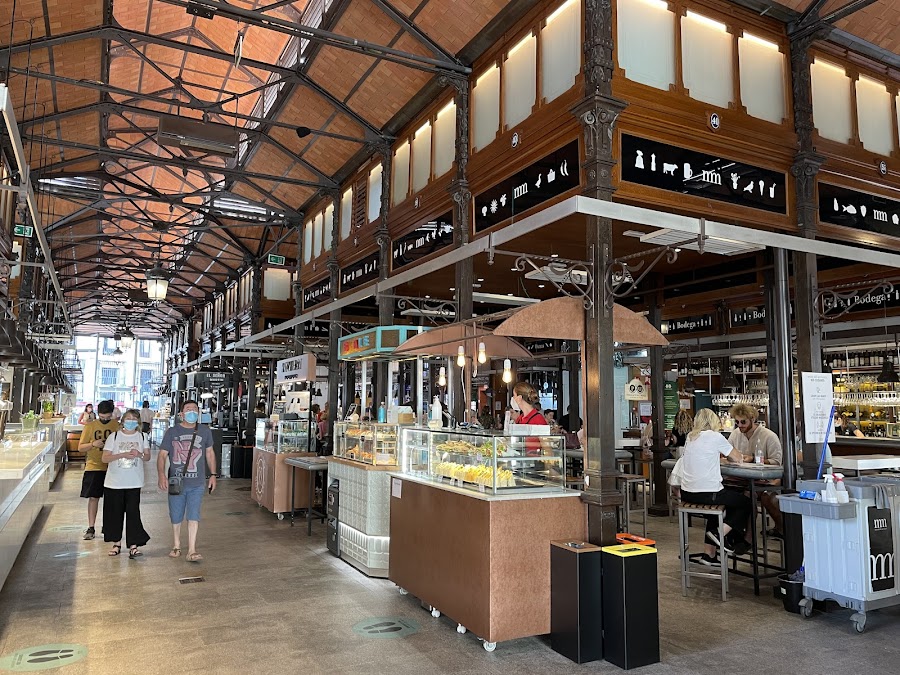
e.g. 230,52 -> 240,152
0,437 -> 51,591
251,418 -> 316,520
389,426 -> 584,651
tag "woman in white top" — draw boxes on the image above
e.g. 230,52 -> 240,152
102,408 -> 151,559
680,408 -> 750,566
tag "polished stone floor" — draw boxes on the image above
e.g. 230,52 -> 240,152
2,462 -> 900,675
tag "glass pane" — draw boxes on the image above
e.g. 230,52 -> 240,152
857,76 -> 893,156
411,122 -> 432,193
473,64 -> 500,150
433,101 -> 456,178
313,211 -> 323,258
367,163 -> 383,223
617,0 -> 675,91
340,187 -> 353,240
682,11 -> 733,108
504,33 -> 536,128
542,0 -> 580,102
392,140 -> 410,205
738,33 -> 785,124
323,203 -> 335,251
811,59 -> 852,144
303,221 -> 312,263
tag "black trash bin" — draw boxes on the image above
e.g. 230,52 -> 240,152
550,540 -> 603,664
779,574 -> 803,614
230,445 -> 246,478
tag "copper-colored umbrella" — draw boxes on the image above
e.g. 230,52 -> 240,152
493,297 -> 668,346
394,323 -> 532,359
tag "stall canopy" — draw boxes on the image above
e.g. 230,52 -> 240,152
393,323 -> 532,359
493,297 -> 668,346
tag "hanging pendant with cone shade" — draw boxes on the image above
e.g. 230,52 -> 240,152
877,353 -> 899,383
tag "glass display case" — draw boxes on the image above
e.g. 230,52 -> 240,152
333,421 -> 399,466
400,427 -> 566,495
255,418 -> 312,453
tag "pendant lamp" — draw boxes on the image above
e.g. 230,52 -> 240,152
877,352 -> 899,384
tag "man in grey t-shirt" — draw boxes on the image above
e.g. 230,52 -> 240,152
157,400 -> 217,562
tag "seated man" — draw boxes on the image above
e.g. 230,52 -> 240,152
728,403 -> 784,538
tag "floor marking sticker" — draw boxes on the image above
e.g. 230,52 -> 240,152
351,617 -> 419,639
0,644 -> 87,671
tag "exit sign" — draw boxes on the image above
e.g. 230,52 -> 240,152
14,225 -> 33,238
268,254 -> 286,266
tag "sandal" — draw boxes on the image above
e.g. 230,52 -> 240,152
186,552 -> 203,562
108,545 -> 121,557
168,548 -> 181,558
128,546 -> 142,559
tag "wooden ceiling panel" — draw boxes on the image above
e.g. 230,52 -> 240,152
299,130 -> 358,176
347,57 -> 432,126
143,3 -> 195,35
306,45 -> 376,101
335,0 -> 406,44
245,144 -> 295,181
276,87 -> 337,130
413,0 -> 508,54
47,0 -> 104,34
835,2 -> 900,55
271,184 -> 315,209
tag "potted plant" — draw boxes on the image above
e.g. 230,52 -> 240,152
41,400 -> 54,420
22,410 -> 38,431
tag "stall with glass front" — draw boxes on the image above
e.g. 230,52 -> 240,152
389,426 -> 584,651
251,418 -> 316,519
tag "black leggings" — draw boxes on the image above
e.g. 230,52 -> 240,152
681,489 -> 751,538
103,487 -> 150,547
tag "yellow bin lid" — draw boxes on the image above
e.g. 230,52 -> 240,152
601,543 -> 657,557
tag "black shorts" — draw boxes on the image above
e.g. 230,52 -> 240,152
80,470 -> 106,498
141,422 -> 151,433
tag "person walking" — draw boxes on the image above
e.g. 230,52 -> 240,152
78,403 -> 96,425
139,400 -> 155,434
78,400 -> 121,540
157,400 -> 217,562
101,409 -> 151,558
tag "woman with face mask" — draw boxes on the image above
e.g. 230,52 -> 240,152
510,382 -> 548,426
101,409 -> 151,558
78,403 -> 96,425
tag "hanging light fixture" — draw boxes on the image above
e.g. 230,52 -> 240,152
119,326 -> 135,351
502,358 -> 512,383
146,265 -> 170,301
456,345 -> 466,368
477,342 -> 487,364
438,366 -> 446,387
146,230 -> 170,301
877,351 -> 899,384
721,367 -> 740,391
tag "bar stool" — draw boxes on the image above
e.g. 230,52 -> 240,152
679,503 -> 729,601
617,473 -> 649,537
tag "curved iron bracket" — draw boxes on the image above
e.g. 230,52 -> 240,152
387,294 -> 458,325
816,280 -> 895,321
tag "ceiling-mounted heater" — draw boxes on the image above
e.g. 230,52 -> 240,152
157,116 -> 239,158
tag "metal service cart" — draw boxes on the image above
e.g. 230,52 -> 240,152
779,478 -> 900,633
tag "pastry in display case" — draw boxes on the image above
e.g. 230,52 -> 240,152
254,418 -> 312,453
334,422 -> 399,466
400,428 -> 566,494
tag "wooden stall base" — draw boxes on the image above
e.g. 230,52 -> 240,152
389,476 -> 586,644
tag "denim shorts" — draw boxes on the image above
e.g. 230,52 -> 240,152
168,485 -> 205,524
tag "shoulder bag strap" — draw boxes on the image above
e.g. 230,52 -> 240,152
175,431 -> 198,477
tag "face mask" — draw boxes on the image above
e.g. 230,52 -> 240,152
184,411 -> 199,424
123,420 -> 139,431
510,398 -> 521,412
99,417 -> 112,424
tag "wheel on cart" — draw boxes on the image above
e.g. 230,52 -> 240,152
483,641 -> 496,652
398,587 -> 408,595
456,624 -> 466,634
851,612 -> 867,633
431,608 -> 441,618
277,513 -> 285,521
799,598 -> 813,618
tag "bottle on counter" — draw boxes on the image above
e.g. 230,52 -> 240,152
822,474 -> 838,504
834,473 -> 850,503
754,439 -> 764,465
377,401 -> 386,423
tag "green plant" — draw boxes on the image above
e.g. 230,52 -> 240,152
22,410 -> 37,420
42,400 -> 54,413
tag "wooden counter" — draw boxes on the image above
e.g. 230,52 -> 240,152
389,475 -> 586,646
251,448 -> 316,518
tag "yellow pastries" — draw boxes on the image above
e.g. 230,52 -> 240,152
433,461 -> 515,488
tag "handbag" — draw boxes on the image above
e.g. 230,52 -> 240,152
168,431 -> 198,496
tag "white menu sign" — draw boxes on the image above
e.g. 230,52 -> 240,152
801,372 -> 836,444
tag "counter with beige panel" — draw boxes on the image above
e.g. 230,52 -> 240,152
388,427 -> 586,652
328,422 -> 402,577
0,440 -> 51,591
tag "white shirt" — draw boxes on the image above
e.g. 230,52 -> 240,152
139,408 -> 155,424
681,430 -> 734,493
102,430 -> 149,489
728,425 -> 783,465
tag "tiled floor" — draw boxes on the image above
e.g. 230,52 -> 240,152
2,464 -> 900,674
